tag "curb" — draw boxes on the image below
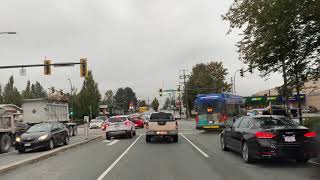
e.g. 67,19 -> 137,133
0,135 -> 102,175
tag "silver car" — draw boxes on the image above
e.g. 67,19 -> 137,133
105,116 -> 136,140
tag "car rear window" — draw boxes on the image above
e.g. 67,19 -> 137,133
149,112 -> 174,121
108,117 -> 127,123
253,117 -> 298,127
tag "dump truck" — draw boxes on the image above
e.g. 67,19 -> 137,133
22,98 -> 78,136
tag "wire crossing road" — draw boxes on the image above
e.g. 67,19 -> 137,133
0,120 -> 318,180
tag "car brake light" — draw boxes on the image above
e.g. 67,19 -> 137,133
304,131 -> 316,138
255,132 -> 276,139
124,121 -> 131,126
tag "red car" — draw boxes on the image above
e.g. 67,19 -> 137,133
129,116 -> 144,128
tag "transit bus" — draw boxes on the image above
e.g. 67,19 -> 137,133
195,93 -> 243,130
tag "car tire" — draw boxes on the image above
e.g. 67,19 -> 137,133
242,142 -> 254,163
0,134 -> 12,153
47,139 -> 55,150
146,135 -> 151,142
64,136 -> 69,145
127,130 -> 133,138
106,133 -> 111,140
172,135 -> 178,143
133,131 -> 136,136
18,149 -> 25,153
296,155 -> 310,163
220,135 -> 228,151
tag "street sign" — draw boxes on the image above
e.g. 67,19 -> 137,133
19,68 -> 26,76
84,116 -> 89,123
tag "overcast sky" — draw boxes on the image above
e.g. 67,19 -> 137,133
0,0 -> 284,104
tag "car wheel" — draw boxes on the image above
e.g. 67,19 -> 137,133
0,134 -> 12,153
242,142 -> 253,163
48,139 -> 55,150
64,136 -> 69,145
296,155 -> 310,163
127,130 -> 133,138
133,131 -> 136,136
18,149 -> 25,153
172,135 -> 178,143
146,135 -> 151,142
220,135 -> 228,151
106,133 -> 111,140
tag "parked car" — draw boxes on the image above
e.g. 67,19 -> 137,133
301,106 -> 312,113
15,122 -> 69,153
221,115 -> 318,163
128,116 -> 144,128
145,112 -> 178,143
89,119 -> 104,129
104,116 -> 136,140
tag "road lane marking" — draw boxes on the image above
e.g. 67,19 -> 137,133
0,151 -> 16,157
102,140 -> 110,143
180,133 -> 210,158
97,135 -> 142,180
107,140 -> 119,146
309,161 -> 320,166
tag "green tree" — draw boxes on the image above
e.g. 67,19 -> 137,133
151,98 -> 159,111
162,97 -> 171,110
31,81 -> 47,98
184,62 -> 232,113
0,85 -> 3,104
22,80 -> 33,99
3,76 -> 22,106
102,90 -> 114,114
79,71 -> 101,118
223,0 -> 320,123
114,87 -> 137,113
139,100 -> 147,107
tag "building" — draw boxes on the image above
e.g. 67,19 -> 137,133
253,80 -> 320,110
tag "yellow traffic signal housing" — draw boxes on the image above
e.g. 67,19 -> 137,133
159,88 -> 163,96
44,60 -> 51,75
80,58 -> 88,77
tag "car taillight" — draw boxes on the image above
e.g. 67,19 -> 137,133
195,115 -> 199,123
222,113 -> 228,122
255,132 -> 276,139
101,122 -> 109,130
124,121 -> 131,126
304,131 -> 316,138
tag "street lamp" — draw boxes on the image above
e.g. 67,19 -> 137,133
0,32 -> 17,35
233,69 -> 241,94
68,79 -> 74,121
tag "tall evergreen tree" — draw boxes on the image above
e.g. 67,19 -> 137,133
31,81 -> 47,98
151,98 -> 159,111
22,80 -> 33,99
3,76 -> 22,106
79,71 -> 101,118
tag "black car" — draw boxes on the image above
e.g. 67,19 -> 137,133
221,115 -> 318,163
15,122 -> 69,153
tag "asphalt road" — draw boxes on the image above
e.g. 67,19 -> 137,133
0,120 -> 319,180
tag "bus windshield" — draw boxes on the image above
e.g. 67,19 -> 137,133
196,99 -> 221,114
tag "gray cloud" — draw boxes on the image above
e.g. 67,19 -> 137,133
0,0 -> 283,104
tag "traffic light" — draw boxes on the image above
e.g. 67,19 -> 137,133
80,58 -> 88,77
177,87 -> 181,94
44,60 -> 51,75
240,68 -> 244,77
159,88 -> 163,96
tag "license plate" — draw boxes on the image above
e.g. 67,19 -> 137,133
209,121 -> 213,124
24,143 -> 31,147
157,131 -> 167,135
284,136 -> 296,142
203,125 -> 219,129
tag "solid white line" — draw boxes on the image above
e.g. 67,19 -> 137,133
180,133 -> 210,158
102,140 -> 110,143
309,161 -> 320,166
107,140 -> 119,146
97,135 -> 142,180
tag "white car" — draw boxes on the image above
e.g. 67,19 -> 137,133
89,119 -> 104,129
105,116 -> 136,140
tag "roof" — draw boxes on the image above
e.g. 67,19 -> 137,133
0,104 -> 23,112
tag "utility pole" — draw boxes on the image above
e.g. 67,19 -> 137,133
231,77 -> 233,94
177,84 -> 182,116
180,70 -> 190,118
68,79 -> 74,121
